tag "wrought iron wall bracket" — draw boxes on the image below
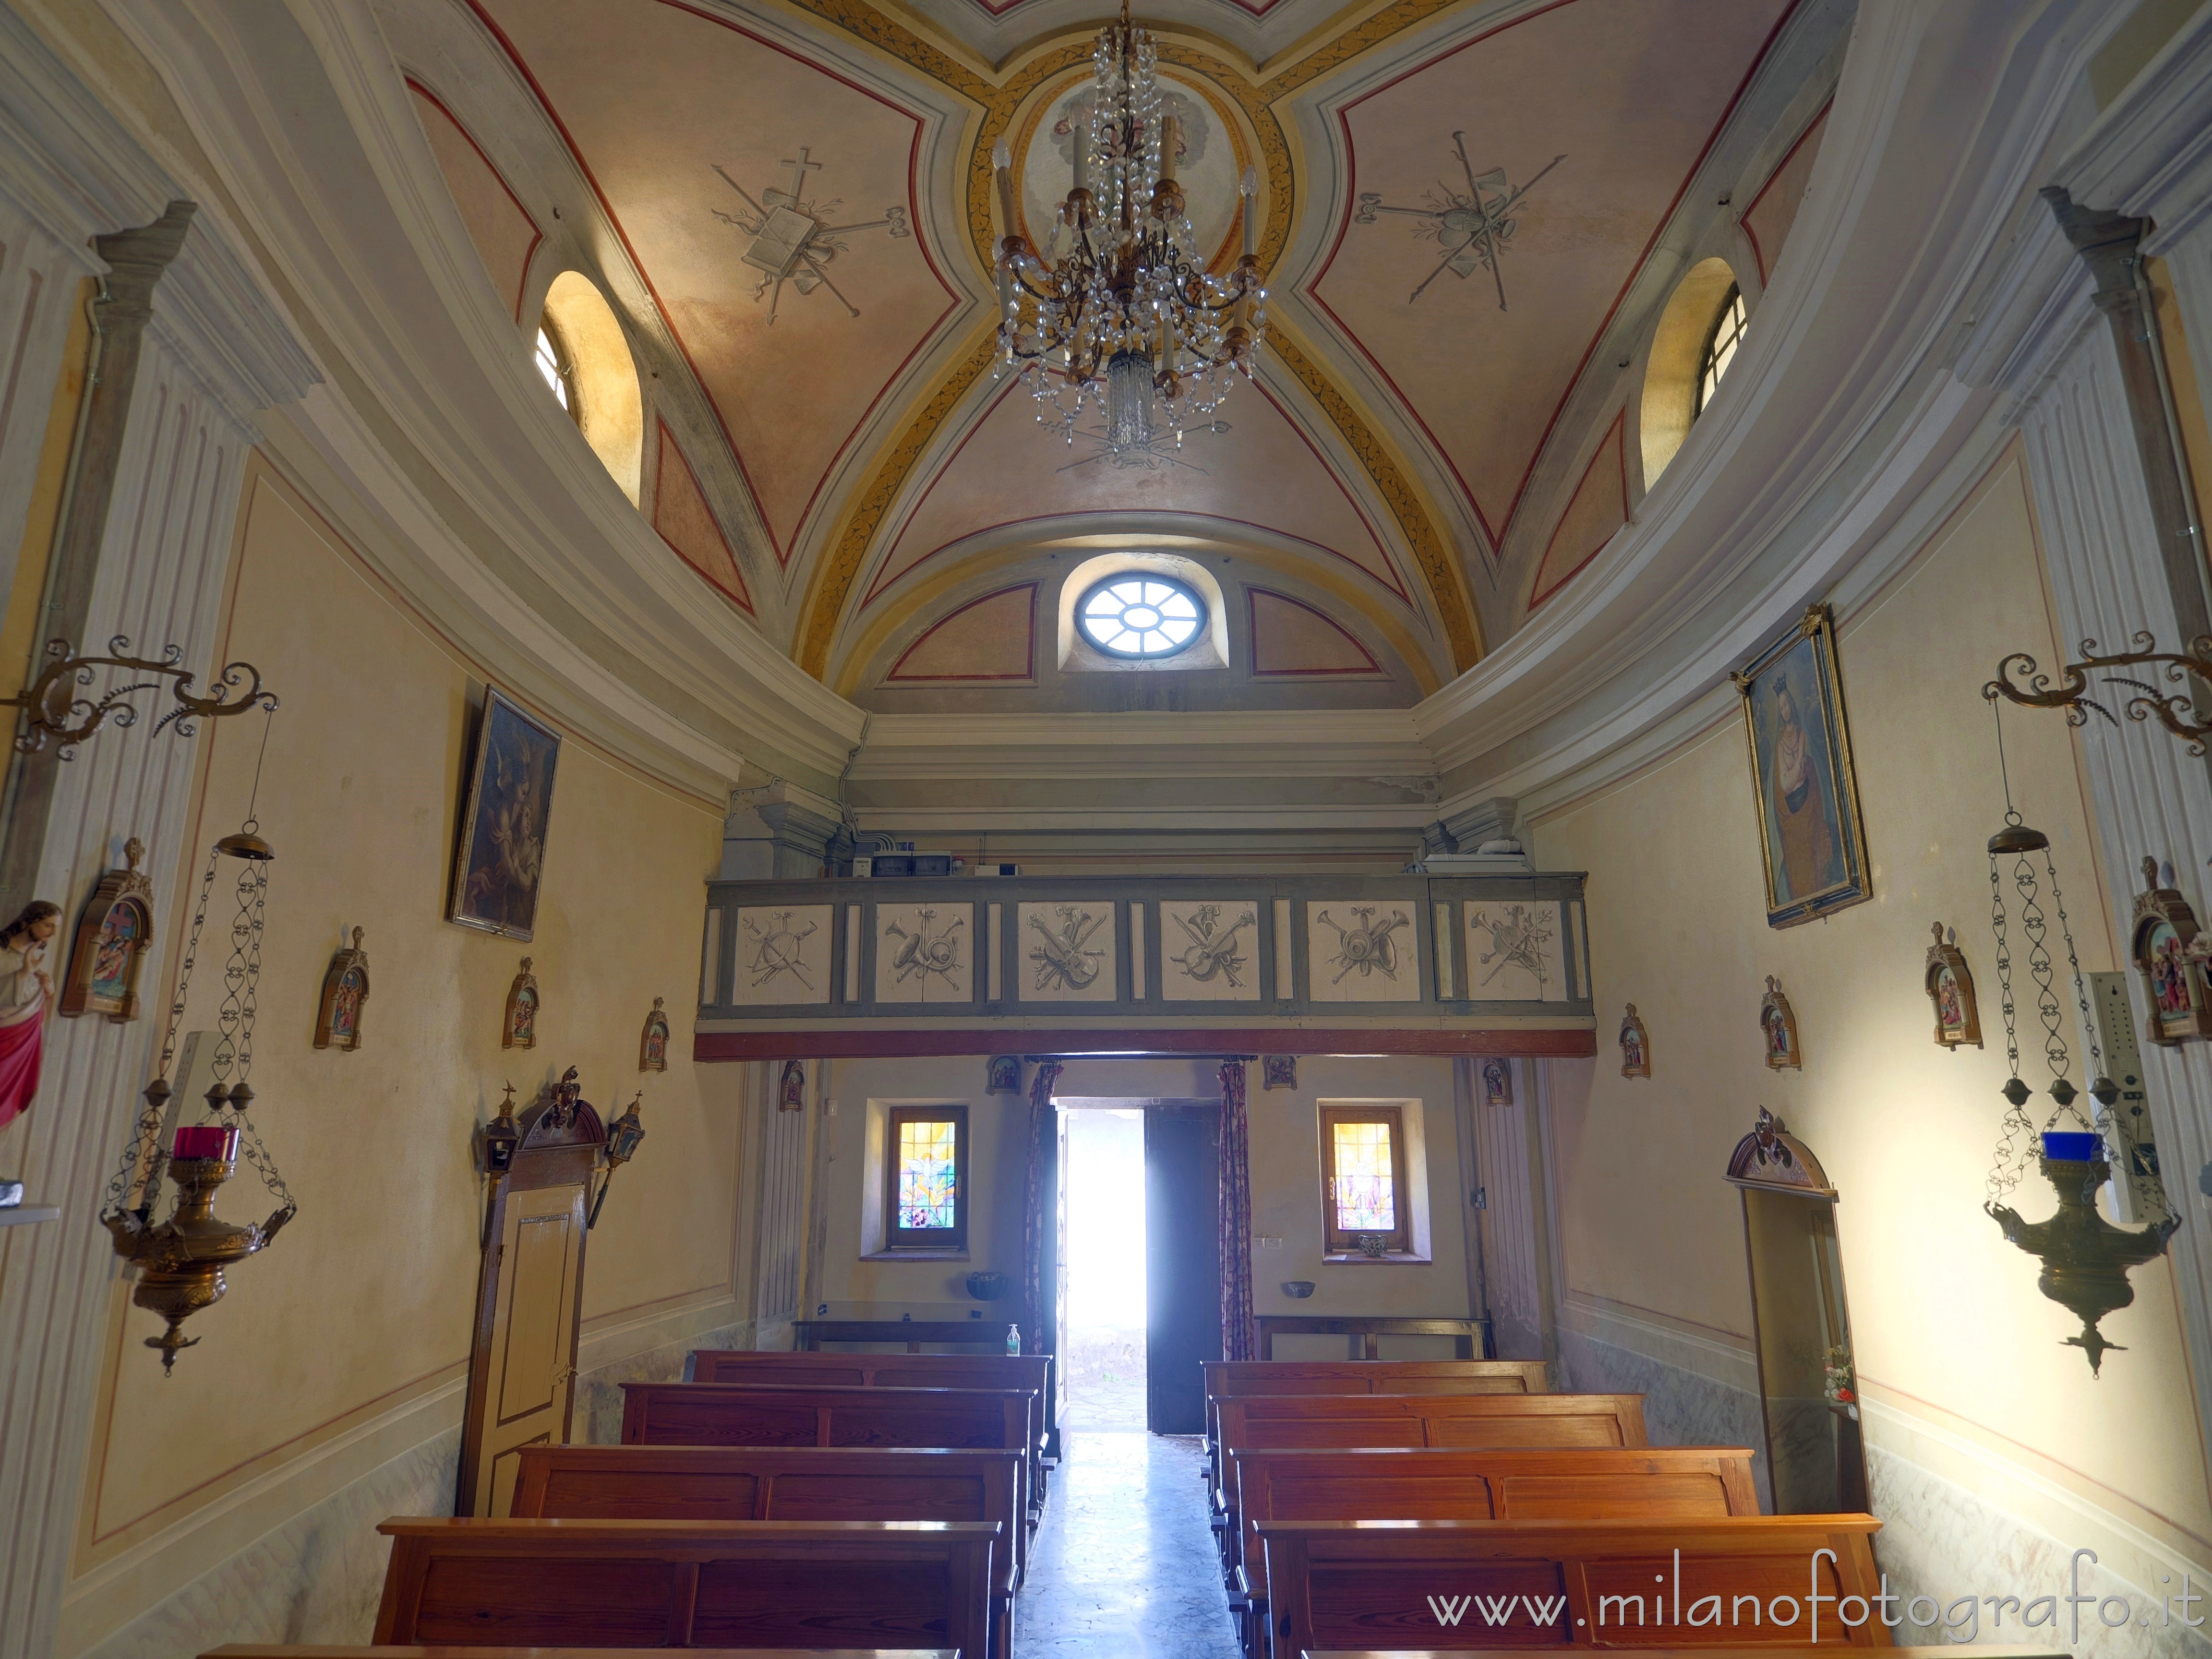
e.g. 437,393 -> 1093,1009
1985,632 -> 2212,756
0,636 -> 277,757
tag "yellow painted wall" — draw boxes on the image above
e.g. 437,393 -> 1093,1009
76,463 -> 743,1563
1529,449 -> 2212,1562
815,1052 -> 1471,1342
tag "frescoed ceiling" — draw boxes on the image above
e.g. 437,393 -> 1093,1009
394,0 -> 1849,709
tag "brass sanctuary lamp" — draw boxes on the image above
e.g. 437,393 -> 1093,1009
101,800 -> 297,1373
1977,693 -> 2178,1374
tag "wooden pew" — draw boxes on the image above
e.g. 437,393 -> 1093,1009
1257,1515 -> 1888,1656
508,1445 -> 1022,1657
1295,1649 -> 2063,1659
621,1383 -> 1035,1563
1218,1393 -> 1647,1454
1211,1395 -> 1647,1592
1224,1446 -> 1759,1656
685,1352 -> 1052,1514
1202,1361 -> 1551,1501
372,1516 -> 995,1654
208,1649 -> 960,1658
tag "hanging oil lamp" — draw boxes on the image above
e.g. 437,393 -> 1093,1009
101,735 -> 297,1374
1978,692 -> 2178,1374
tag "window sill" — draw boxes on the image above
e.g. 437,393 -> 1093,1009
861,1248 -> 970,1262
1322,1251 -> 1432,1265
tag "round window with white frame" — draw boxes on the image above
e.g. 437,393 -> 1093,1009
1075,575 -> 1207,659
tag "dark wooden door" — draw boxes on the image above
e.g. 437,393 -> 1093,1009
1144,1103 -> 1222,1433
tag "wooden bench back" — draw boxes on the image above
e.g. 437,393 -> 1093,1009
1204,1360 -> 1549,1399
688,1349 -> 1047,1395
684,1352 -> 1050,1514
206,1647 -> 964,1657
1228,1445 -> 1759,1588
621,1382 -> 1030,1452
509,1444 -> 1022,1590
372,1516 -> 996,1655
1217,1392 -> 1647,1454
1257,1515 -> 1887,1655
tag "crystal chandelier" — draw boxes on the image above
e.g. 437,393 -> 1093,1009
990,0 -> 1265,464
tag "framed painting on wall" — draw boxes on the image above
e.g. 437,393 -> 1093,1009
1731,605 -> 1871,929
449,686 -> 561,941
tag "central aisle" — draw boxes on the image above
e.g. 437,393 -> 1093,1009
1018,1430 -> 1243,1657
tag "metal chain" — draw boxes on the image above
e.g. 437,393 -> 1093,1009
1985,844 -> 2031,1203
98,842 -> 220,1220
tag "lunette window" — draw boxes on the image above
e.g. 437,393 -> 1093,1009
1694,284 -> 1747,419
533,320 -> 578,421
885,1105 -> 969,1251
1075,575 -> 1206,659
1319,1104 -> 1410,1255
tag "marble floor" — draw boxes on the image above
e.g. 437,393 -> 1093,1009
1017,1430 -> 1242,1658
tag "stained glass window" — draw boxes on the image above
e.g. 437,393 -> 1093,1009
1330,1118 -> 1397,1232
886,1105 -> 967,1248
897,1117 -> 959,1230
1320,1105 -> 1410,1254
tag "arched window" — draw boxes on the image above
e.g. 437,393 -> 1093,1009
1695,284 -> 1747,418
533,271 -> 645,505
1075,575 -> 1205,659
533,322 -> 577,419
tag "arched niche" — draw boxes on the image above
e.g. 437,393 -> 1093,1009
540,270 -> 644,505
1639,256 -> 1741,490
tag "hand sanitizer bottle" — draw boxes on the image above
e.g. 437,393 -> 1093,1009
1006,1324 -> 1021,1355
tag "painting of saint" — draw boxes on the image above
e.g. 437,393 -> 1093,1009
1734,608 -> 1870,929
331,968 -> 364,1042
90,903 -> 139,1000
1480,1058 -> 1513,1107
1619,1005 -> 1649,1078
510,986 -> 538,1048
450,689 -> 561,940
1935,967 -> 1965,1035
2151,925 -> 2191,1017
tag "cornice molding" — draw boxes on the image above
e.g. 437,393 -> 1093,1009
102,0 -> 866,790
2051,1 -> 2212,250
850,706 -> 1428,780
1408,0 -> 2120,800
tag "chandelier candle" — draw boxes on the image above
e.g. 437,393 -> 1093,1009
992,0 -> 1266,465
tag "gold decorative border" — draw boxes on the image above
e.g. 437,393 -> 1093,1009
800,330 -> 1000,676
785,0 -> 1482,677
1270,328 -> 1480,669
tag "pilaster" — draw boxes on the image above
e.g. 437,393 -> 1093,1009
0,16 -> 319,1658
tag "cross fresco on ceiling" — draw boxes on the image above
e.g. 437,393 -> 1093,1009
1356,135 -> 1565,308
711,146 -> 911,322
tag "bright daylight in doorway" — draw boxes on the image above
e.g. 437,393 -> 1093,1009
1061,1107 -> 1147,1431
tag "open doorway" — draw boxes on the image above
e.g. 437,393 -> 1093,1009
1057,1097 -> 1223,1435
1061,1107 -> 1147,1431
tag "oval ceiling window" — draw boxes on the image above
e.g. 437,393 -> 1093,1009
1076,575 -> 1206,659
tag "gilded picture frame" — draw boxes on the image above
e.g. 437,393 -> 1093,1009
1759,975 -> 1802,1071
1924,922 -> 1983,1050
1619,1004 -> 1650,1079
1731,605 -> 1871,930
314,927 -> 371,1051
60,838 -> 154,1023
448,686 -> 561,941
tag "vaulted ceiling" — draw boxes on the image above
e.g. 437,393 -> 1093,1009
381,0 -> 1848,712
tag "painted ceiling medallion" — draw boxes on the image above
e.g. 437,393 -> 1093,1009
990,0 -> 1266,466
1356,134 -> 1565,308
711,147 -> 910,322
